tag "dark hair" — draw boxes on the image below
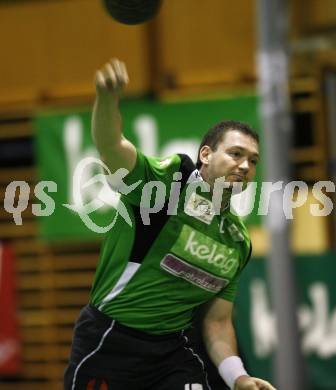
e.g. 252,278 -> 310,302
195,120 -> 259,169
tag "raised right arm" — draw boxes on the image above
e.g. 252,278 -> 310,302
92,58 -> 137,173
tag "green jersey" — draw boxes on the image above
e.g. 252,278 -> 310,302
90,150 -> 251,334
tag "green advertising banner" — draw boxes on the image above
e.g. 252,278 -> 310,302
35,96 -> 262,240
235,254 -> 336,390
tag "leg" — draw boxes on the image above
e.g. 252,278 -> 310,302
64,363 -> 135,390
64,306 -> 141,390
148,333 -> 212,390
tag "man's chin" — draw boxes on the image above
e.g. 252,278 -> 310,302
227,181 -> 248,192
212,177 -> 248,193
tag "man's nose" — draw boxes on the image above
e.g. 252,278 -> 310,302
238,159 -> 249,172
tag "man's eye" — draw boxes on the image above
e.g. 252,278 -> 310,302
251,159 -> 258,165
230,151 -> 241,157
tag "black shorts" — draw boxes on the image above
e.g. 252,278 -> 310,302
64,304 -> 212,390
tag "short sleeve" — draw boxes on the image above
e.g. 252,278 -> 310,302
119,149 -> 192,206
216,275 -> 240,302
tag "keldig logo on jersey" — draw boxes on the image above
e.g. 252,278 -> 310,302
171,225 -> 239,277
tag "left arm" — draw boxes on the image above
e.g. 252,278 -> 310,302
203,297 -> 277,390
203,297 -> 239,365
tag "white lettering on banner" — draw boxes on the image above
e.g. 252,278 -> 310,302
250,279 -> 336,358
63,116 -> 112,212
301,283 -> 336,358
250,279 -> 277,357
134,114 -> 200,161
134,115 -> 159,156
184,231 -> 236,273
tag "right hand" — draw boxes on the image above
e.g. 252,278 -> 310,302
95,58 -> 129,97
234,375 -> 277,390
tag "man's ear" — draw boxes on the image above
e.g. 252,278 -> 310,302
199,145 -> 212,166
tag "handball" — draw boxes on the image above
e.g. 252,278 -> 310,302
103,0 -> 163,25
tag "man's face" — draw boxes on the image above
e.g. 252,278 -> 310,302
200,130 -> 259,189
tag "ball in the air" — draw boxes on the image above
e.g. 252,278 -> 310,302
103,0 -> 163,25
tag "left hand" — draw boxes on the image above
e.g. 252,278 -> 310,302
234,375 -> 277,390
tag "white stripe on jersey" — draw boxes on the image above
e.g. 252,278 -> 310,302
98,261 -> 140,310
